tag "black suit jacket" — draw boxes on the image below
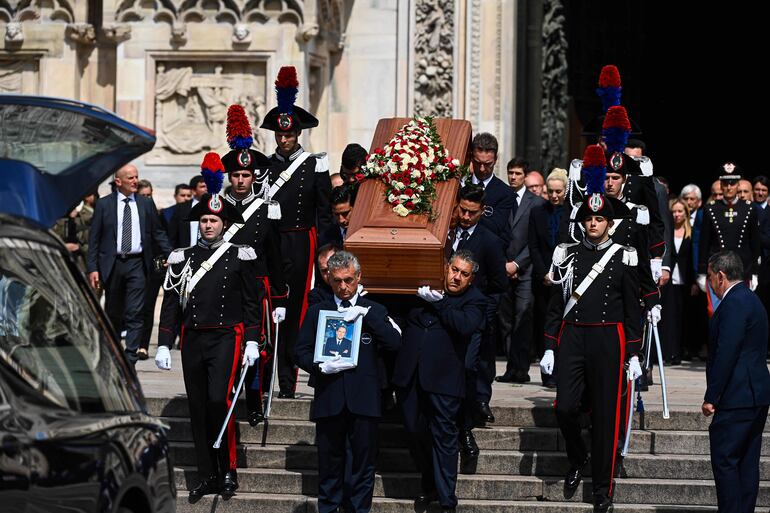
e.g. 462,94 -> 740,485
454,224 -> 507,295
167,200 -> 195,248
86,192 -> 171,282
529,203 -> 562,281
476,176 -> 516,245
392,285 -> 487,398
706,283 -> 770,409
670,235 -> 695,286
294,296 -> 401,420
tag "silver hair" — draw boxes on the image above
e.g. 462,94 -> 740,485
450,249 -> 480,274
680,183 -> 702,200
327,250 -> 361,274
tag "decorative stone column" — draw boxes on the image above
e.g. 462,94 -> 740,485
413,0 -> 456,117
540,0 -> 568,173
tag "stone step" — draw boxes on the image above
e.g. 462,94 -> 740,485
169,442 -> 770,480
174,492 -> 720,513
174,467 -> 770,506
148,396 -> 747,432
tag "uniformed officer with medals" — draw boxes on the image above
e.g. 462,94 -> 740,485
540,145 -> 643,513
155,155 -> 262,502
697,162 -> 761,313
261,66 -> 333,398
221,104 -> 290,426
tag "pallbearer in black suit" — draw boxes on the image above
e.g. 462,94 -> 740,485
307,243 -> 340,308
294,251 -> 401,513
703,251 -> 770,513
261,66 -> 333,398
319,185 -> 355,246
221,104 -> 289,426
155,156 -> 262,502
697,163 -> 761,313
393,250 -> 487,513
540,145 -> 643,513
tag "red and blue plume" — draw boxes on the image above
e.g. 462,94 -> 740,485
596,65 -> 622,113
602,105 -> 632,154
200,152 -> 225,196
275,66 -> 299,115
582,145 -> 607,196
226,105 -> 253,150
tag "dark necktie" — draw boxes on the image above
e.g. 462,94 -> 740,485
457,230 -> 470,250
121,198 -> 132,254
477,179 -> 485,190
341,300 -> 352,308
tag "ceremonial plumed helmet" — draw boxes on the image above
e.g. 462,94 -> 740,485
573,145 -> 631,223
260,66 -> 319,132
582,64 -> 643,137
602,105 -> 643,177
187,153 -> 245,223
221,104 -> 271,174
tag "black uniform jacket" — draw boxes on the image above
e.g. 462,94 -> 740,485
392,285 -> 487,398
544,239 -> 642,356
698,198 -> 760,280
623,173 -> 666,259
475,175 -> 516,245
225,191 -> 289,306
293,296 -> 402,420
453,224 -> 508,295
158,241 -> 262,347
268,146 -> 333,233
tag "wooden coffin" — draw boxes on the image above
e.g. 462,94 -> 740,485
344,118 -> 472,294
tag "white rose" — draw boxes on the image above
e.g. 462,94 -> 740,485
393,204 -> 410,217
452,158 -> 460,166
388,194 -> 397,202
393,181 -> 405,191
400,194 -> 409,201
418,185 -> 425,192
411,170 -> 421,179
412,197 -> 421,204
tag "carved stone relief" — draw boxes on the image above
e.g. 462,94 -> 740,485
0,59 -> 39,94
540,0 -> 568,173
2,0 -> 74,44
147,59 -> 267,166
414,0 -> 454,117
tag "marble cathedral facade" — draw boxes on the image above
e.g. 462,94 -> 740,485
1,0 -> 567,202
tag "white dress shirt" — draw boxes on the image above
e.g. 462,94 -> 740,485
471,175 -> 494,189
189,198 -> 200,244
452,224 -> 477,251
514,186 -> 525,206
116,192 -> 142,254
334,292 -> 359,308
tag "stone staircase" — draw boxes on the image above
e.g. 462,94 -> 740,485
145,391 -> 770,512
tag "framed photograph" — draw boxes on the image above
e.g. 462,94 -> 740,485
313,309 -> 363,366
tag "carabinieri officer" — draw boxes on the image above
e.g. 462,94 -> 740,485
540,145 -> 643,513
155,154 -> 262,503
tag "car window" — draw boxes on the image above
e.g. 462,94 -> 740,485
0,103 -> 137,175
0,237 -> 138,413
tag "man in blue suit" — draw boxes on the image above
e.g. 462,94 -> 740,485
87,164 -> 171,365
393,249 -> 487,512
703,250 -> 770,513
294,251 -> 401,513
323,322 -> 353,357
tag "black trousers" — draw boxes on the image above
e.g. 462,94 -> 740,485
660,283 -> 685,361
476,294 -> 499,403
245,281 -> 268,412
105,256 -> 146,364
398,374 -> 461,509
555,323 -> 626,500
315,408 -> 378,513
140,269 -> 164,351
710,405 -> 769,513
181,326 -> 243,479
279,229 -> 315,393
499,278 -> 534,376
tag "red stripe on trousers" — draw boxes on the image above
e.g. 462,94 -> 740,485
294,226 -> 317,392
609,323 -> 627,497
180,324 -> 185,351
225,323 -> 244,470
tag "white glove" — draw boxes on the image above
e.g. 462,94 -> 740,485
627,356 -> 643,381
319,355 -> 356,374
646,304 -> 662,326
272,307 -> 286,324
751,274 -> 759,291
243,341 -> 260,367
417,285 -> 444,303
342,305 -> 370,322
650,258 -> 663,283
155,346 -> 171,371
357,283 -> 368,297
697,274 -> 707,293
540,350 -> 555,375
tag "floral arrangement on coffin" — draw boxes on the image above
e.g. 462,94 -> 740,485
363,117 -> 468,217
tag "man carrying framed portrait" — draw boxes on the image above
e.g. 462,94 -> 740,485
293,250 -> 402,513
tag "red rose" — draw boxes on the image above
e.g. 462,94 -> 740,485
355,173 -> 365,182
404,188 -> 414,196
406,201 -> 415,209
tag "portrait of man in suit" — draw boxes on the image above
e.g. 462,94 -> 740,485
323,321 -> 353,357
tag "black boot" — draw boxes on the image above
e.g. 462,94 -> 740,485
460,429 -> 480,456
594,495 -> 613,512
188,473 -> 219,503
248,399 -> 264,427
477,402 -> 495,424
221,469 -> 238,499
564,456 -> 588,499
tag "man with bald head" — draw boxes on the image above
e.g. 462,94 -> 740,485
87,164 -> 171,365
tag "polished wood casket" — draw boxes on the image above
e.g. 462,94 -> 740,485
344,118 -> 472,294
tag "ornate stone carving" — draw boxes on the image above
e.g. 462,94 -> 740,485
101,23 -> 132,44
170,22 -> 187,45
1,0 -> 74,23
4,21 -> 23,43
298,22 -> 320,43
66,22 -> 96,45
468,0 -> 481,128
540,0 -> 568,173
232,23 -> 251,43
148,60 -> 267,165
414,0 -> 455,117
0,60 -> 23,93
317,0 -> 345,51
